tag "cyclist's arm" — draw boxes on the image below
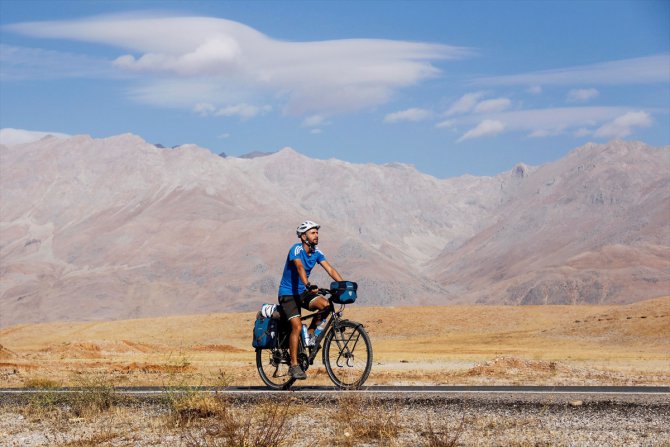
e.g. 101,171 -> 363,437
292,259 -> 310,286
320,260 -> 343,282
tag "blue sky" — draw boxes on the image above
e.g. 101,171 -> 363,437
1,0 -> 668,178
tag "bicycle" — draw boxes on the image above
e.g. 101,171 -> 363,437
255,286 -> 373,390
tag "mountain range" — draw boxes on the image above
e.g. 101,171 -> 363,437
1,135 -> 668,326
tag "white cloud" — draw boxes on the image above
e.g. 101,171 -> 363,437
302,115 -> 326,128
483,107 -> 630,131
217,133 -> 231,139
6,15 -> 473,115
458,120 -> 505,141
310,128 -> 322,135
593,111 -> 653,139
574,128 -> 592,137
473,97 -> 511,114
567,88 -> 599,103
445,92 -> 486,116
444,93 -> 510,117
474,54 -> 670,86
528,128 -> 563,138
193,101 -> 270,119
0,128 -> 70,145
449,106 -> 644,141
113,36 -> 242,76
527,85 -> 542,95
215,103 -> 271,119
384,107 -> 432,123
435,119 -> 456,129
128,79 -> 250,108
193,103 -> 216,117
0,44 -> 124,81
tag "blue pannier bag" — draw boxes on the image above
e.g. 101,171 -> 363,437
252,312 -> 278,349
330,281 -> 357,304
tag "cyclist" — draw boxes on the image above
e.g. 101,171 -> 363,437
278,220 -> 344,380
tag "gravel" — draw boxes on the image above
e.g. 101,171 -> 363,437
1,391 -> 668,446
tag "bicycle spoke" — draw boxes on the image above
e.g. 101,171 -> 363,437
323,321 -> 372,389
335,330 -> 361,367
256,348 -> 294,389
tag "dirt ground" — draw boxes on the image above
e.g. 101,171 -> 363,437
1,297 -> 669,388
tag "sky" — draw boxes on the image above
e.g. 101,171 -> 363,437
1,0 -> 668,178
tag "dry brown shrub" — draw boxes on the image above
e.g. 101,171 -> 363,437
24,376 -> 61,389
116,362 -> 194,374
467,356 -> 563,381
55,429 -> 118,447
167,393 -> 228,427
181,398 -> 292,447
67,373 -> 118,418
332,394 -> 401,446
423,413 -> 465,447
41,411 -> 120,447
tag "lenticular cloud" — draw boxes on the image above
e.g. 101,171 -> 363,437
7,14 -> 472,114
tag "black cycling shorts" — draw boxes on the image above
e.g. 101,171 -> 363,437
278,290 -> 319,321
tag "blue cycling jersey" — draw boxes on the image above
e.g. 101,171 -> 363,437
278,243 -> 326,296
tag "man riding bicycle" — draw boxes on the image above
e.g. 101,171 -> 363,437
277,220 -> 344,380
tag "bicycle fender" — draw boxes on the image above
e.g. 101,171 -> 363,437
338,319 -> 365,329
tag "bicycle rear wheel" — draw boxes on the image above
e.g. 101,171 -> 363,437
256,347 -> 296,390
323,320 -> 372,389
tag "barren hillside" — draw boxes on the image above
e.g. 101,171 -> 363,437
1,135 -> 668,325
430,141 -> 670,305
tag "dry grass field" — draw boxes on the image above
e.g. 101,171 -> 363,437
1,297 -> 669,388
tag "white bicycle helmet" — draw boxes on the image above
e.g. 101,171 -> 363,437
261,303 -> 278,318
296,220 -> 320,237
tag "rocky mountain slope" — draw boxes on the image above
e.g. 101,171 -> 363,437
429,141 -> 669,305
1,135 -> 668,325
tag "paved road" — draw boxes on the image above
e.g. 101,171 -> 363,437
2,385 -> 668,408
2,385 -> 668,394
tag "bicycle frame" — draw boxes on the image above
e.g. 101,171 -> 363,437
299,294 -> 341,364
300,294 -> 367,365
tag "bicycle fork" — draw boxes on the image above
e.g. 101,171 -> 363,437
333,322 -> 363,367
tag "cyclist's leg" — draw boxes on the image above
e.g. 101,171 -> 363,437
279,295 -> 302,366
305,295 -> 329,331
288,317 -> 302,366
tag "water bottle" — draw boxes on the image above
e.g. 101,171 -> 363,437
301,324 -> 312,346
314,319 -> 327,339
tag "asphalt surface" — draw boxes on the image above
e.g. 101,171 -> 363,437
2,385 -> 668,414
1,385 -> 668,394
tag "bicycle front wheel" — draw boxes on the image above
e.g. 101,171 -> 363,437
323,320 -> 372,389
256,348 -> 296,390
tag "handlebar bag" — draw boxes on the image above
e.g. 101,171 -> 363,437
330,281 -> 358,304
